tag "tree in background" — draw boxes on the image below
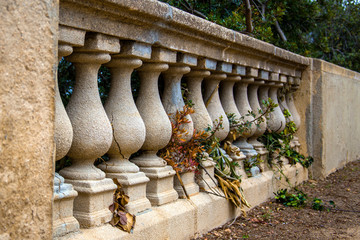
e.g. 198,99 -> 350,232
160,0 -> 360,72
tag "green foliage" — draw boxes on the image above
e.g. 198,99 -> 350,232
258,112 -> 313,168
203,117 -> 242,180
312,198 -> 336,211
274,188 -> 307,208
312,197 -> 324,211
229,98 -> 278,136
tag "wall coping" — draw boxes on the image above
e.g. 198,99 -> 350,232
60,0 -> 309,77
313,59 -> 360,81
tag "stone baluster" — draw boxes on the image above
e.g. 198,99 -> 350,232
131,47 -> 178,206
59,33 -> 119,228
219,65 -> 247,178
53,26 -> 84,237
278,76 -> 293,121
266,74 -> 286,133
162,53 -> 198,198
266,74 -> 288,165
184,58 -> 217,190
203,62 -> 230,141
278,76 -> 295,151
248,70 -> 269,171
234,67 -> 258,162
97,41 -> 152,214
162,53 -> 195,142
286,77 -> 301,151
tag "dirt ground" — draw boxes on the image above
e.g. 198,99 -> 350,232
194,160 -> 360,240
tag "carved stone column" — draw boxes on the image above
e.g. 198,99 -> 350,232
162,53 -> 199,198
53,26 -> 84,237
278,76 -> 295,151
278,80 -> 294,120
219,64 -> 247,178
286,77 -> 301,151
267,74 -> 286,133
59,33 -> 119,228
162,53 -> 195,142
234,68 -> 258,162
203,72 -> 229,141
248,70 -> 268,162
266,74 -> 288,165
184,58 -> 216,191
98,41 -> 152,214
131,48 -> 178,206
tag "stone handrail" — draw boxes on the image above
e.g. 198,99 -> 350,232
54,0 -> 309,237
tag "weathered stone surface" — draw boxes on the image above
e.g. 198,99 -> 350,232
131,62 -> 178,206
302,59 -> 360,178
58,165 -> 308,240
59,0 -> 309,73
97,56 -> 151,215
203,73 -> 230,141
0,0 -> 58,239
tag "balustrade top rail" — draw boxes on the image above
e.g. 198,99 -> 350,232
60,0 -> 309,77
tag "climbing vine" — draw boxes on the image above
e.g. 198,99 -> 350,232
258,109 -> 314,169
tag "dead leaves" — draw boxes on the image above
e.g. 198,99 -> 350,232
109,179 -> 136,233
159,105 -> 207,173
216,174 -> 251,215
223,141 -> 242,157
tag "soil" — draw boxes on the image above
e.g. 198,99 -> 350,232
193,160 -> 360,240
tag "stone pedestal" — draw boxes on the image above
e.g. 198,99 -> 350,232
196,153 -> 217,191
98,51 -> 151,214
286,77 -> 301,152
60,33 -> 118,227
219,73 -> 247,178
174,171 -> 200,198
131,62 -> 178,206
162,60 -> 199,198
248,83 -> 268,161
234,76 -> 258,159
53,29 -> 84,236
53,173 -> 79,237
185,65 -> 217,189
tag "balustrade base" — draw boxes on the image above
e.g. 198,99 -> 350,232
241,148 -> 258,160
292,136 -> 301,152
53,173 -> 80,237
196,157 -> 218,191
280,156 -> 290,165
105,171 -> 151,214
233,139 -> 258,161
174,171 -> 199,198
53,216 -> 80,238
140,166 -> 178,206
59,163 -> 308,240
254,147 -> 270,172
65,178 -> 117,228
227,143 -> 248,179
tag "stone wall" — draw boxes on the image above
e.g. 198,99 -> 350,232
298,59 -> 360,179
0,1 -> 58,239
308,59 -> 360,177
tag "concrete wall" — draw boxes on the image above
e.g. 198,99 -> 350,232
0,1 -> 58,239
296,59 -> 360,179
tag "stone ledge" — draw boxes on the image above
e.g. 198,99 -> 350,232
57,164 -> 308,240
59,0 -> 309,75
313,59 -> 360,81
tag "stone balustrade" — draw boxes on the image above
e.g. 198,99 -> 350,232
53,0 -> 309,238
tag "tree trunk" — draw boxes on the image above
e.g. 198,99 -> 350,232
245,0 -> 253,33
